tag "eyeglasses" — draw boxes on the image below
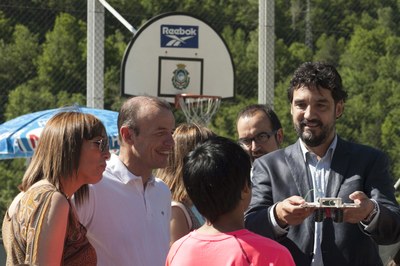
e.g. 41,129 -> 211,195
92,138 -> 109,153
238,130 -> 277,148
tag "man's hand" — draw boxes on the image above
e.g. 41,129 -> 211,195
275,196 -> 316,227
344,191 -> 376,223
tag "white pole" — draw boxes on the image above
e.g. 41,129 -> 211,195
258,0 -> 275,108
98,0 -> 137,34
395,178 -> 400,190
87,0 -> 104,108
305,0 -> 313,49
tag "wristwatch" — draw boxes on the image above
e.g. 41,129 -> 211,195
362,201 -> 378,223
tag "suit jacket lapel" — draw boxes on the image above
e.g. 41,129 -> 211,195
285,140 -> 314,200
326,137 -> 349,197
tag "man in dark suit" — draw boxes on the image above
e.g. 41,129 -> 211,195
245,62 -> 400,266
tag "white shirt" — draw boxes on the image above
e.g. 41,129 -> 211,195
301,137 -> 336,266
300,136 -> 379,265
270,137 -> 337,266
75,154 -> 171,266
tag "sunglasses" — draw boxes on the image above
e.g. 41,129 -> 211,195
92,138 -> 109,153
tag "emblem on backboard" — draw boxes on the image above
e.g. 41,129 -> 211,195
172,64 -> 190,90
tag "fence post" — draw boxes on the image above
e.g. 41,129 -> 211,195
258,0 -> 275,108
87,0 -> 105,109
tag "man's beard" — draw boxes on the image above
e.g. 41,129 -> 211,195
294,119 -> 332,147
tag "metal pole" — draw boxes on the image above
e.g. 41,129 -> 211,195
395,178 -> 400,190
305,0 -> 313,50
87,0 -> 104,108
98,0 -> 137,34
258,0 -> 275,107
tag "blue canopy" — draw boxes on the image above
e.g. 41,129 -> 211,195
0,106 -> 119,159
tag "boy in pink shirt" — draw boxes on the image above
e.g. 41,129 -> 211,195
166,136 -> 295,266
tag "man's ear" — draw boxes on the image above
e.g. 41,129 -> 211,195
335,100 -> 344,119
243,182 -> 251,193
120,126 -> 134,144
241,182 -> 252,210
276,128 -> 284,146
241,182 -> 251,197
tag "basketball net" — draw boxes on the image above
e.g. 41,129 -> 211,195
176,94 -> 221,126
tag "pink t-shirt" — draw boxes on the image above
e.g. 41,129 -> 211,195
166,229 -> 295,266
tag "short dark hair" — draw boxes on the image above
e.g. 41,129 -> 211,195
236,104 -> 282,131
288,62 -> 348,103
117,95 -> 172,138
183,136 -> 251,223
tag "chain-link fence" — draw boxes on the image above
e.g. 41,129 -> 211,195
2,1 -> 399,119
0,1 -> 261,219
1,2 -> 400,253
0,1 -> 262,119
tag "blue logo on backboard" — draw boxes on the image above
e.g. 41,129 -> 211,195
160,25 -> 199,48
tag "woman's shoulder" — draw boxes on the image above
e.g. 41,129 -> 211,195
27,182 -> 66,201
6,191 -> 25,217
171,201 -> 190,218
171,201 -> 192,229
49,191 -> 70,209
18,183 -> 68,217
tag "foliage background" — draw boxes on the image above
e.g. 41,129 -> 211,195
1,0 -> 400,220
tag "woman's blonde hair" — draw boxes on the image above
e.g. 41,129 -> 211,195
156,123 -> 215,203
20,111 -> 106,206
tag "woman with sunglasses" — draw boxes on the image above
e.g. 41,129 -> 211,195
2,111 -> 111,265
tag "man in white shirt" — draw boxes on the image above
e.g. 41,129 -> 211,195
75,96 -> 175,266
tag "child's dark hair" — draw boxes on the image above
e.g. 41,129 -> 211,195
183,136 -> 251,223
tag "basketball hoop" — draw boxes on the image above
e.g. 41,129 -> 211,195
175,94 -> 221,126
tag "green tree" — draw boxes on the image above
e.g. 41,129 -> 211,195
222,26 -> 257,97
340,13 -> 394,144
5,79 -> 86,120
382,107 -> 400,179
5,80 -> 55,119
36,12 -> 86,95
2,0 -> 400,220
0,159 -> 26,222
0,10 -> 13,43
339,8 -> 400,179
211,96 -> 257,139
0,24 -> 40,122
313,34 -> 345,65
104,30 -> 130,111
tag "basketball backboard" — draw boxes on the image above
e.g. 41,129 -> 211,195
121,12 -> 235,102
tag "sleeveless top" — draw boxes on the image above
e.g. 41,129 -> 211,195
2,184 -> 96,265
171,201 -> 204,230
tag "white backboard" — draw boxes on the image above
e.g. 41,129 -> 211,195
121,12 -> 235,102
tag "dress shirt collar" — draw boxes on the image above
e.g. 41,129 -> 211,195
299,134 -> 338,163
106,153 -> 156,185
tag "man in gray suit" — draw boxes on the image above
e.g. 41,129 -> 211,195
245,62 -> 400,266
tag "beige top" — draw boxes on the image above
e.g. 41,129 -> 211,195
171,201 -> 203,230
2,184 -> 96,265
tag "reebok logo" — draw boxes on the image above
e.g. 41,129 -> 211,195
162,27 -> 197,36
160,25 -> 199,48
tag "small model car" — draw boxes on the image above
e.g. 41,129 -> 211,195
302,197 -> 359,223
